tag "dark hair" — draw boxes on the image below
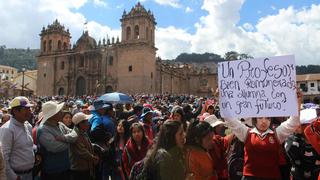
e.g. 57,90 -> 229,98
186,121 -> 213,148
130,122 -> 149,145
172,106 -> 187,130
144,120 -> 184,172
62,111 -> 72,118
114,120 -> 130,146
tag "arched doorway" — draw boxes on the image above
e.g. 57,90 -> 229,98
58,87 -> 64,95
76,76 -> 86,96
105,85 -> 113,93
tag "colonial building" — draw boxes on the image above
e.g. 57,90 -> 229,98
297,73 -> 320,103
36,2 -> 218,96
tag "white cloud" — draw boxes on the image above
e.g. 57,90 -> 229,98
93,0 -> 107,8
155,0 -> 181,8
185,7 -> 193,13
157,0 -> 320,65
271,5 -> 276,10
155,26 -> 192,59
243,23 -> 254,31
0,0 -> 119,49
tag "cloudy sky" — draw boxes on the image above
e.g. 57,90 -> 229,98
0,0 -> 319,65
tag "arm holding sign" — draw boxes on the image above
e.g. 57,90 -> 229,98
224,118 -> 249,142
275,90 -> 302,144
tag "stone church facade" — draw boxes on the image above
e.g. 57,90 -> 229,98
37,2 -> 217,96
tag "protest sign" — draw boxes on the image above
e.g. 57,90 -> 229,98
218,55 -> 298,118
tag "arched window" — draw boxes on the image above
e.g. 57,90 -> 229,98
126,27 -> 131,40
109,56 -> 113,66
58,88 -> 64,95
76,76 -> 86,96
128,65 -> 133,72
58,40 -> 62,50
43,41 -> 46,52
63,42 -> 67,50
61,61 -> 65,70
146,27 -> 149,40
79,56 -> 84,67
48,40 -> 52,51
134,25 -> 139,39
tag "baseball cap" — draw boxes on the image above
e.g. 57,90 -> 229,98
72,112 -> 93,125
9,96 -> 34,109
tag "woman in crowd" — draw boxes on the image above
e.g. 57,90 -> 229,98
122,122 -> 152,178
185,120 -> 218,180
62,111 -> 73,129
142,120 -> 186,179
69,112 -> 99,180
171,106 -> 188,130
224,91 -> 302,180
112,119 -> 130,180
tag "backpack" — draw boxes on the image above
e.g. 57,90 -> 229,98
227,137 -> 244,180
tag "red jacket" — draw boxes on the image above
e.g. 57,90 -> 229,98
304,119 -> 320,180
122,138 -> 151,177
209,134 -> 232,180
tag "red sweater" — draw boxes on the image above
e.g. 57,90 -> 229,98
244,131 -> 281,179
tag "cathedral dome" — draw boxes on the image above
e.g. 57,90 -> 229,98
75,31 -> 97,50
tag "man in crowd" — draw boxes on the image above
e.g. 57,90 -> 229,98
0,96 -> 35,180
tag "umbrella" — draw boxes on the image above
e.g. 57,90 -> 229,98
98,92 -> 134,104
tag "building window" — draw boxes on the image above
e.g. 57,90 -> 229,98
109,56 -> 113,66
61,61 -> 65,70
79,56 -> 84,67
48,40 -> 52,51
300,83 -> 307,92
151,72 -> 153,79
146,27 -> 149,40
43,41 -> 46,52
6,70 -> 8,73
44,73 -> 46,78
58,40 -> 62,50
11,70 -> 13,74
311,83 -> 315,87
134,25 -> 139,39
128,65 -> 132,72
64,42 -> 68,50
126,27 -> 131,40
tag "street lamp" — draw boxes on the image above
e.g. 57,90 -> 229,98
21,67 -> 26,96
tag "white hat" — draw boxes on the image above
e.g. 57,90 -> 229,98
300,109 -> 318,124
72,112 -> 93,125
204,115 -> 224,128
42,101 -> 65,123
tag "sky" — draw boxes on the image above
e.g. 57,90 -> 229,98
0,0 -> 320,65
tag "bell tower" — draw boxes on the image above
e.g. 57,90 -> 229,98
39,19 -> 71,55
120,2 -> 156,46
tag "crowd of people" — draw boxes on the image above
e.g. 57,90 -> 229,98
0,92 -> 319,180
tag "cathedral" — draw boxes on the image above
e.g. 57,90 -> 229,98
37,2 -> 217,96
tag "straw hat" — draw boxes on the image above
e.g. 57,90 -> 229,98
42,101 -> 65,123
72,112 -> 93,125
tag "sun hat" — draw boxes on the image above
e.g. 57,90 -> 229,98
300,108 -> 318,124
42,101 -> 65,123
72,112 -> 93,125
204,115 -> 224,128
9,96 -> 34,109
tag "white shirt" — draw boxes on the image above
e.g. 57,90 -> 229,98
225,116 -> 300,144
0,118 -> 35,180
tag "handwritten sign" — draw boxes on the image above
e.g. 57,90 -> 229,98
218,55 -> 298,118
